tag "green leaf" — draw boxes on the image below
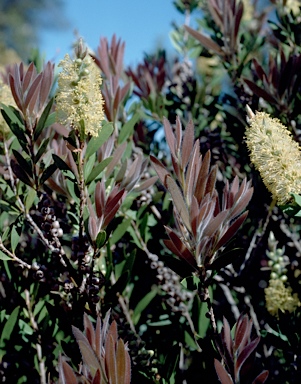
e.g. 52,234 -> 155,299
52,154 -> 73,173
0,104 -> 23,128
11,226 -> 20,253
0,251 -> 11,261
85,122 -> 113,159
12,150 -> 32,178
34,98 -> 54,140
35,138 -> 50,163
84,153 -> 96,182
1,109 -> 28,152
12,164 -> 33,186
118,112 -> 140,144
292,193 -> 301,206
85,157 -> 112,184
198,299 -> 210,338
1,227 -> 10,242
96,230 -> 106,249
25,187 -> 37,212
0,306 -> 20,348
110,217 -> 132,245
66,179 -> 80,203
39,163 -> 57,186
133,288 -> 158,325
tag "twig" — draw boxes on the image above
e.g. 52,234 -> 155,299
110,271 -> 137,335
0,239 -> 31,269
239,201 -> 275,274
24,289 -> 46,384
203,286 -> 217,335
4,140 -> 67,267
214,275 -> 240,320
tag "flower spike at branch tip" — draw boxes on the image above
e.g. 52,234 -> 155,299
245,107 -> 301,205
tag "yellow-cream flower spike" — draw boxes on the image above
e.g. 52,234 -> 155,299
245,106 -> 301,205
56,50 -> 104,137
265,279 -> 300,317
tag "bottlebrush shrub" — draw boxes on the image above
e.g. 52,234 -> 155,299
2,1 -> 301,382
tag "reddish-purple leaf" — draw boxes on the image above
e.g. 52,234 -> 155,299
164,227 -> 197,269
72,327 -> 101,377
203,210 -> 228,239
252,370 -> 269,384
194,151 -> 211,203
24,72 -> 42,112
39,61 -> 54,108
92,369 -> 103,384
185,25 -> 225,56
134,176 -> 158,192
9,74 -> 23,111
150,155 -> 169,187
234,315 -> 249,353
166,176 -> 191,231
234,1 -> 243,42
222,317 -> 233,358
229,188 -> 253,220
22,62 -> 35,93
58,357 -> 78,384
181,119 -> 195,169
105,334 -> 117,384
235,337 -> 260,379
205,165 -> 217,196
95,181 -> 106,218
214,359 -> 234,384
175,116 -> 182,154
163,117 -> 176,158
216,211 -> 248,250
84,313 -> 96,351
243,79 -> 277,104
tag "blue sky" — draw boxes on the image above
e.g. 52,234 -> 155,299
40,0 -> 186,66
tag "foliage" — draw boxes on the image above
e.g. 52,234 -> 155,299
1,1 -> 301,383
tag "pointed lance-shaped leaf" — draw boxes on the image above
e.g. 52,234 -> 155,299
150,155 -> 170,187
252,370 -> 269,384
164,227 -> 197,269
84,313 -> 96,351
194,151 -> 211,203
235,337 -> 260,381
163,117 -> 176,158
234,315 -> 250,354
181,119 -> 195,169
95,181 -> 106,218
105,334 -> 117,384
203,210 -> 228,239
58,356 -> 78,384
215,211 -> 248,250
166,176 -> 191,231
214,359 -> 234,384
72,325 -> 101,377
185,25 -> 225,56
229,188 -> 253,221
116,338 -> 131,384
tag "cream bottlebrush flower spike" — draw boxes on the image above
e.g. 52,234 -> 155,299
56,41 -> 104,137
245,106 -> 301,205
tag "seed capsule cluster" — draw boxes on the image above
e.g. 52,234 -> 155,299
148,253 -> 194,312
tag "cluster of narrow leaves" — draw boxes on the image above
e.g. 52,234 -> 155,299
215,315 -> 269,384
93,35 -> 131,124
1,61 -> 56,190
185,0 -> 244,68
151,117 -> 253,279
59,311 -> 131,384
244,49 -> 301,115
